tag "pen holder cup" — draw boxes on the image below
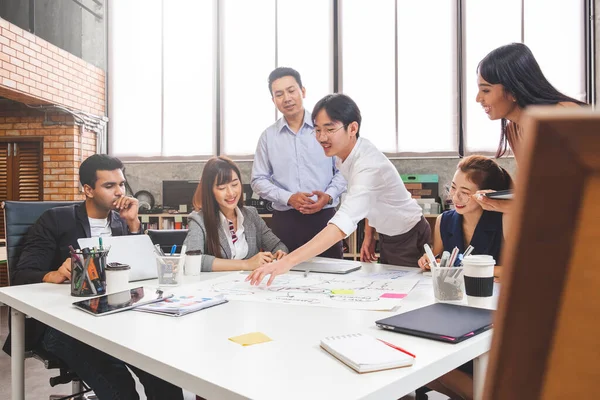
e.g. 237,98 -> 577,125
156,255 -> 182,286
431,266 -> 465,304
71,250 -> 108,297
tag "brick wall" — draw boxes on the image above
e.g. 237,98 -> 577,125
0,16 -> 104,202
0,17 -> 105,116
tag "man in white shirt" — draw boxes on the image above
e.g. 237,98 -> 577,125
248,93 -> 430,286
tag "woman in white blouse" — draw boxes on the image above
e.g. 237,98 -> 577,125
248,93 -> 428,286
183,156 -> 287,272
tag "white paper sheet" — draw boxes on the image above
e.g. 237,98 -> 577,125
195,272 -> 421,311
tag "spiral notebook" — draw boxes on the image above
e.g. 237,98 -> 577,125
134,294 -> 227,317
320,333 -> 415,373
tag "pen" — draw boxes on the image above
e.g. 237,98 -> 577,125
378,339 -> 416,358
423,244 -> 438,268
463,245 -> 474,258
99,237 -> 103,251
154,244 -> 166,257
439,251 -> 450,268
81,248 -> 97,295
68,245 -> 82,264
170,244 -> 177,256
448,247 -> 459,268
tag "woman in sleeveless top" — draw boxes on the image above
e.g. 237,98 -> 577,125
418,156 -> 513,272
417,156 -> 513,400
473,43 -> 584,214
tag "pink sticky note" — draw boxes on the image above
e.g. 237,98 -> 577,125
381,293 -> 407,299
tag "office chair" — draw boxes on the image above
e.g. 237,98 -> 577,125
3,200 -> 92,400
415,387 -> 430,399
147,229 -> 189,255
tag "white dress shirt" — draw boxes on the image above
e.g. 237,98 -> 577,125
250,110 -> 347,211
328,138 -> 423,237
219,207 -> 249,260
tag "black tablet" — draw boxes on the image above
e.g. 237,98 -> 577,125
484,190 -> 514,200
375,303 -> 494,343
73,287 -> 172,316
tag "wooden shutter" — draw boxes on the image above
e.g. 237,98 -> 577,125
0,139 -> 43,240
13,141 -> 43,201
0,142 -> 9,239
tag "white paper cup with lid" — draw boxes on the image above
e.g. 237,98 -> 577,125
462,255 -> 495,308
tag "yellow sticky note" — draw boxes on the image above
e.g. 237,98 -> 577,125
331,289 -> 354,295
174,215 -> 183,223
229,332 -> 272,346
141,215 -> 149,223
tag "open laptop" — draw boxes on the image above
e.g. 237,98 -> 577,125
78,235 -> 158,281
375,303 -> 494,344
290,257 -> 362,274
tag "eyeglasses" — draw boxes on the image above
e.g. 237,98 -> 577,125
315,125 -> 345,139
446,186 -> 472,204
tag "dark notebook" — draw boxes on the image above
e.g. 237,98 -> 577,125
375,303 -> 494,344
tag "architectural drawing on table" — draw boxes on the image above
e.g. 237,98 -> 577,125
199,272 -> 421,310
211,275 -> 402,296
357,270 -> 417,280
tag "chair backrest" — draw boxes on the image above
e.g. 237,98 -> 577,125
3,200 -> 79,285
147,229 -> 189,254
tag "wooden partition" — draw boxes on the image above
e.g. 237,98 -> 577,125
484,107 -> 600,399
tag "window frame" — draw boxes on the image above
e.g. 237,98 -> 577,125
107,0 -> 593,161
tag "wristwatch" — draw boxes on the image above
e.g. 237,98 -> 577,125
327,195 -> 333,205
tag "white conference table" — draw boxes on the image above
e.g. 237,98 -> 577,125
1,263 -> 494,400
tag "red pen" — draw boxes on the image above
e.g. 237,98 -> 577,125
378,339 -> 416,358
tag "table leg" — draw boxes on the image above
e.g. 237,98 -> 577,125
11,309 -> 25,400
473,351 -> 489,400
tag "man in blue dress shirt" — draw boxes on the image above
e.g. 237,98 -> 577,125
251,67 -> 347,258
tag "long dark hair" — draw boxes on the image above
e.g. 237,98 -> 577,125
477,43 -> 585,157
457,155 -> 513,192
192,156 -> 244,257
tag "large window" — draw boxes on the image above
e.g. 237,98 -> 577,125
221,0 -> 275,155
163,0 -> 215,157
464,0 -> 586,153
108,0 -> 162,157
396,1 -> 457,154
341,1 -> 457,154
108,0 -> 214,158
221,0 -> 332,155
341,0 -> 396,152
464,0 -> 522,153
108,0 -> 589,159
524,0 -> 585,101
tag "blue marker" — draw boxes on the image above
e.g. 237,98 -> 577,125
455,253 -> 464,267
170,245 -> 177,256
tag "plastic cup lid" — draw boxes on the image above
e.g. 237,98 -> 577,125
462,254 -> 495,265
106,263 -> 130,271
